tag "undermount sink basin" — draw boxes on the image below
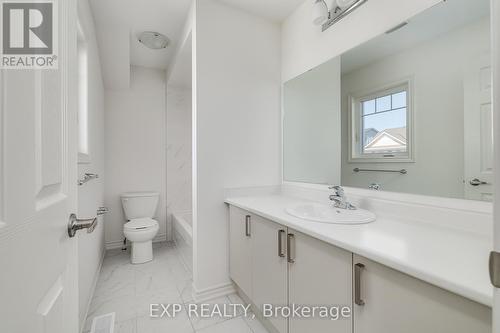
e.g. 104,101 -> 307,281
286,202 -> 376,224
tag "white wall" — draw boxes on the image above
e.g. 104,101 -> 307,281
193,0 -> 282,296
341,18 -> 490,198
104,66 -> 167,248
283,57 -> 341,184
77,0 -> 106,328
282,0 -> 441,82
166,86 -> 192,238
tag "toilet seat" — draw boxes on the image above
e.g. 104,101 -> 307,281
124,218 -> 158,231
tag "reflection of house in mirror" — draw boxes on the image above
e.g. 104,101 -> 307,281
363,127 -> 407,153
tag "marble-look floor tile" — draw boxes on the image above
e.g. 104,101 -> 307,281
134,265 -> 179,296
114,318 -> 137,333
93,264 -> 136,301
84,243 -> 272,333
178,279 -> 194,303
186,296 -> 236,331
135,286 -> 182,318
137,310 -> 194,333
84,294 -> 137,332
243,313 -> 270,333
196,317 -> 253,333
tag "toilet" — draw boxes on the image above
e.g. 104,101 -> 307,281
121,192 -> 160,264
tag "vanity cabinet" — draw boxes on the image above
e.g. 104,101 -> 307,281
229,205 -> 491,333
288,229 -> 352,333
229,206 -> 253,298
251,215 -> 288,333
229,206 -> 352,333
353,255 -> 491,333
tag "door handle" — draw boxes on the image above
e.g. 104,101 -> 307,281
354,263 -> 365,306
68,214 -> 98,238
469,178 -> 490,186
245,215 -> 251,237
489,251 -> 500,288
278,229 -> 286,258
287,233 -> 295,263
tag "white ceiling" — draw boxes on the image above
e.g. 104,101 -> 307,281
90,0 -> 192,70
218,0 -> 304,22
89,0 -> 192,88
89,0 -> 304,89
341,0 -> 490,74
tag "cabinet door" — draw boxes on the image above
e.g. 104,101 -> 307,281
252,215 -> 288,333
353,255 -> 491,333
229,206 -> 253,298
288,230 -> 352,333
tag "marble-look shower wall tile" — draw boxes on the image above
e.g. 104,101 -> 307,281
166,87 -> 193,241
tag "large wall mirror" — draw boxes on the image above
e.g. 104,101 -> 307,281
283,0 -> 492,201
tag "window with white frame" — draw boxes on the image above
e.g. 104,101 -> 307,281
349,81 -> 413,162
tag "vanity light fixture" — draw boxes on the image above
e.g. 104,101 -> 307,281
313,0 -> 368,32
312,0 -> 329,25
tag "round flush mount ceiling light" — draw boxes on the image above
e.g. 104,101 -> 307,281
138,31 -> 170,50
312,0 -> 329,26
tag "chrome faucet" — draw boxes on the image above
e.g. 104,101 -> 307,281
329,186 -> 356,210
369,183 -> 381,191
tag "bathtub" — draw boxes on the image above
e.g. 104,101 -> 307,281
172,211 -> 192,272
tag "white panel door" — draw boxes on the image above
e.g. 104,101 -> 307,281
464,54 -> 493,201
493,1 -> 500,332
0,1 -> 79,332
251,215 -> 287,333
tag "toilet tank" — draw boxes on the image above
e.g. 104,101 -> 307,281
121,192 -> 160,220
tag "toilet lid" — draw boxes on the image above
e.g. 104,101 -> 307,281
124,218 -> 158,230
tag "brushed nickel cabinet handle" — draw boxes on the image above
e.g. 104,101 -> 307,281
278,229 -> 286,257
354,263 -> 365,306
287,233 -> 295,263
245,215 -> 251,237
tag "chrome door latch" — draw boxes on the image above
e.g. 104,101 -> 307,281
470,178 -> 490,186
68,214 -> 98,238
489,251 -> 500,288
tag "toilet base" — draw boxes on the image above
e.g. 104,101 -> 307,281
130,240 -> 153,264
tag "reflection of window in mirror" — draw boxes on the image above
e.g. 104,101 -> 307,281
78,22 -> 90,164
349,80 -> 413,163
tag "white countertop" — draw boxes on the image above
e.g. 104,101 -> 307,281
225,194 -> 493,307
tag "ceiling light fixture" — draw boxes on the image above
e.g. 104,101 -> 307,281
313,0 -> 368,32
138,31 -> 170,50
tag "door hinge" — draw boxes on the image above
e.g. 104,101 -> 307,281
489,251 -> 500,288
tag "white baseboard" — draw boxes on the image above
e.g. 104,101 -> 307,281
105,233 -> 167,250
80,249 -> 105,333
192,282 -> 236,303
